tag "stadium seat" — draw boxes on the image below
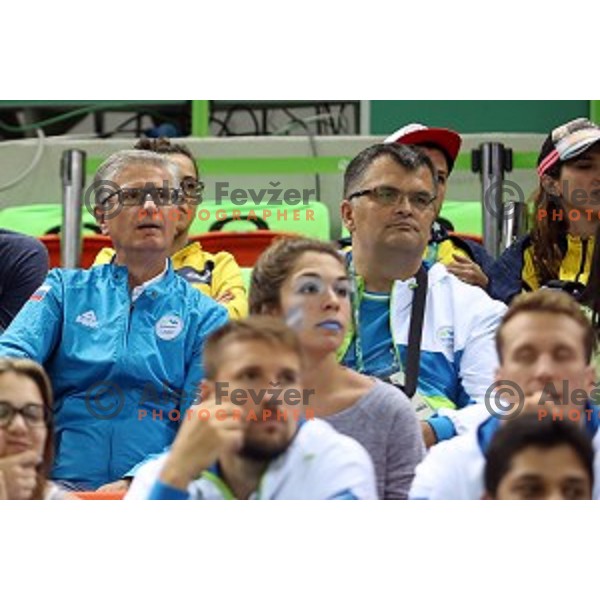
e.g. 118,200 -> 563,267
190,231 -> 297,268
0,203 -> 100,236
439,201 -> 482,236
40,231 -> 287,270
39,234 -> 113,268
188,200 -> 331,240
0,200 -> 331,239
73,491 -> 126,500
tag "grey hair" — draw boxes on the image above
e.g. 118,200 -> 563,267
93,149 -> 181,205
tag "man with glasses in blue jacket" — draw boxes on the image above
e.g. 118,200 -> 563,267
0,149 -> 228,491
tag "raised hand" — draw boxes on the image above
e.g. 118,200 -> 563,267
159,398 -> 246,491
0,450 -> 39,500
446,254 -> 489,289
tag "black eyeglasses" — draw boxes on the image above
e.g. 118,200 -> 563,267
181,177 -> 205,200
0,401 -> 47,429
101,186 -> 183,208
348,185 -> 437,210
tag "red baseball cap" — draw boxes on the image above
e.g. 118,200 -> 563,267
384,123 -> 462,173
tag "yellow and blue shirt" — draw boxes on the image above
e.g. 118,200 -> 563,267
489,233 -> 595,304
425,221 -> 494,277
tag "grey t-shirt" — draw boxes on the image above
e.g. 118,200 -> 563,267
323,380 -> 425,499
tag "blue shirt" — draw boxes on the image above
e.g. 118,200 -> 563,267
342,291 -> 397,379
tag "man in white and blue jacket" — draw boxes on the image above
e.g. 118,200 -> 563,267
0,150 -> 228,491
339,143 -> 506,446
410,289 -> 600,499
126,318 -> 377,500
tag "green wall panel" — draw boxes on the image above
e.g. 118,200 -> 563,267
371,100 -> 590,134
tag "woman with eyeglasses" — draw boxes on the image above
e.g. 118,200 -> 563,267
249,237 -> 425,499
0,357 -> 65,500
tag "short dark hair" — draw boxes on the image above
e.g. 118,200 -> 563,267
496,289 -> 596,363
203,316 -> 303,381
343,143 -> 438,199
249,237 -> 345,315
484,413 -> 594,498
134,137 -> 199,179
417,142 -> 453,173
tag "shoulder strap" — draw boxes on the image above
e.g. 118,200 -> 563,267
402,265 -> 428,398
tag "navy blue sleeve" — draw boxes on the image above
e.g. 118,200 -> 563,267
461,239 -> 496,279
487,236 -> 528,304
0,268 -> 64,362
0,231 -> 49,331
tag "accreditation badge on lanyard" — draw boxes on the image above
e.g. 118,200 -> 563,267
389,371 -> 436,421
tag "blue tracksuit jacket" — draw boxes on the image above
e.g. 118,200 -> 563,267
0,262 -> 228,489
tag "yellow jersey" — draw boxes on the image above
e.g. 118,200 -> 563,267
93,241 -> 248,319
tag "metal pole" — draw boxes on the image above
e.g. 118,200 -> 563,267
60,149 -> 86,268
472,142 -> 513,259
501,198 -> 527,252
